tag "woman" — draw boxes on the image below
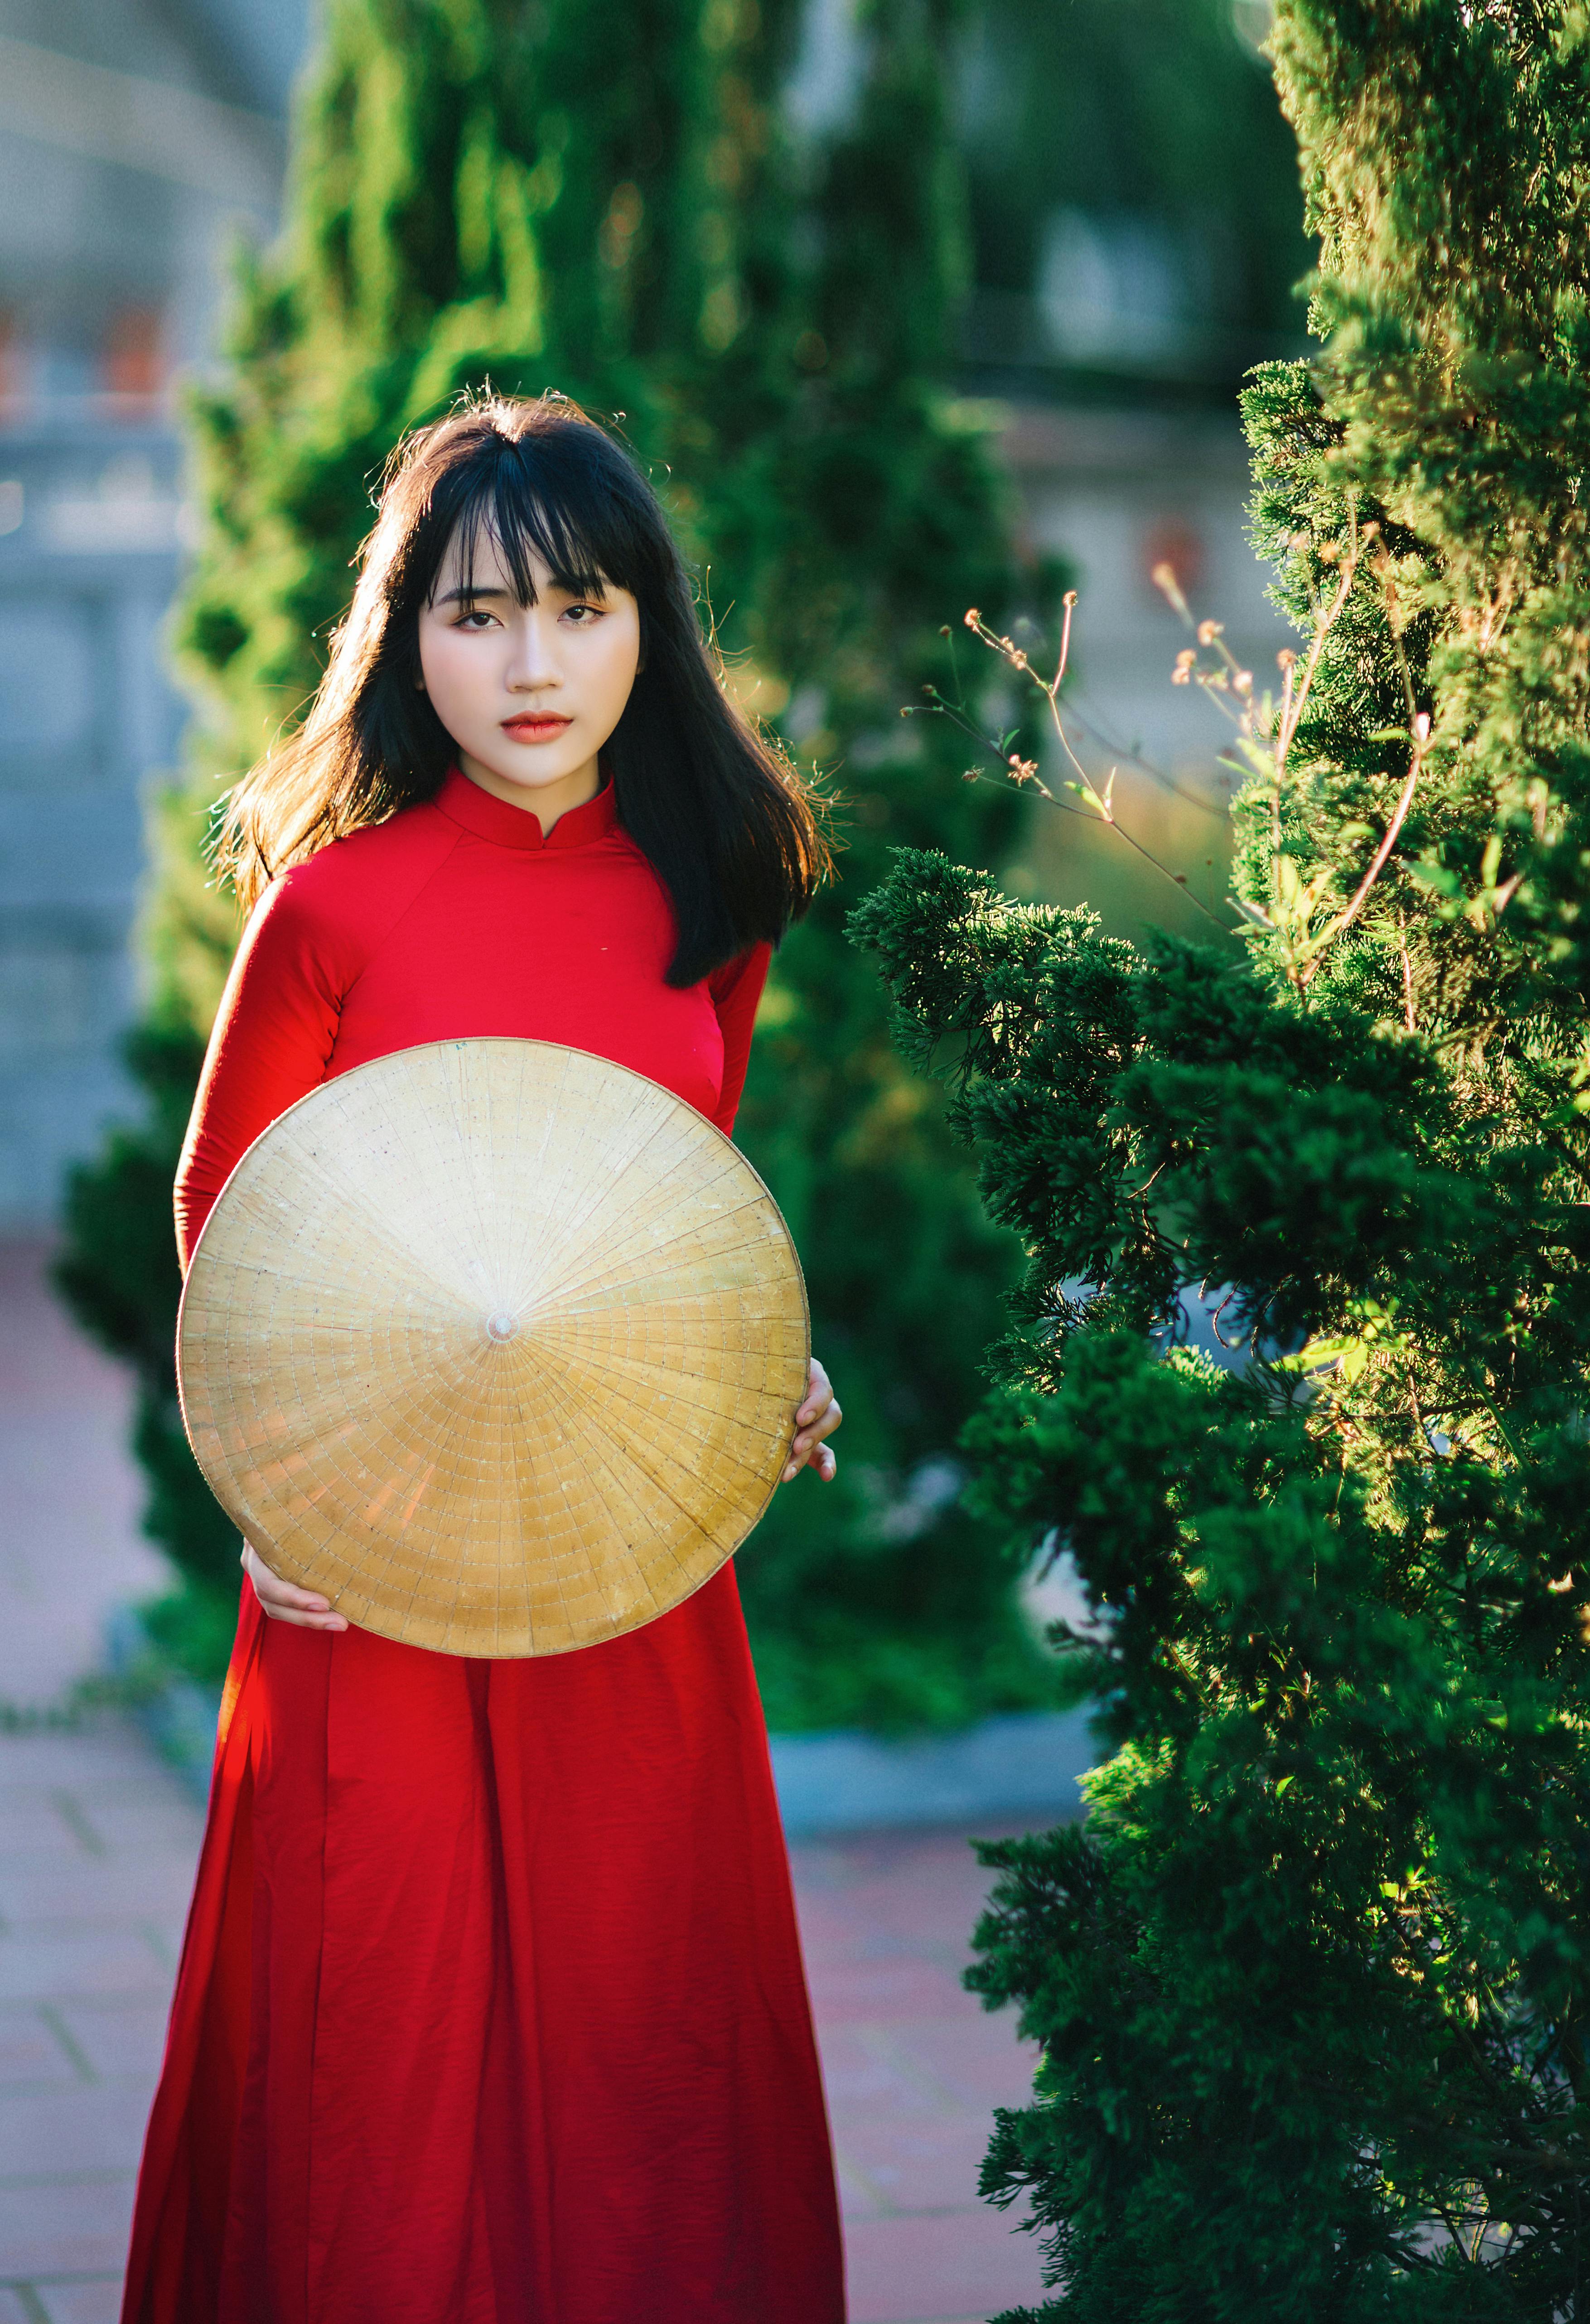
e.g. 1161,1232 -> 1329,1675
122,393 -> 846,2324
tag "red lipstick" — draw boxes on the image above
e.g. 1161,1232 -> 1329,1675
501,713 -> 573,741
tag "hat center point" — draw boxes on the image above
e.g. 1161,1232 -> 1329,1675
485,1309 -> 519,1344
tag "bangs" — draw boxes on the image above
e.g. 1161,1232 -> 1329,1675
426,432 -> 646,609
222,391 -> 825,963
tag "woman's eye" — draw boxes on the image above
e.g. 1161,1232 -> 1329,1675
563,604 -> 602,625
456,609 -> 498,629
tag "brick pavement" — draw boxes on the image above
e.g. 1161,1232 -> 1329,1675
0,1242 -> 169,1713
0,1722 -> 200,2324
797,1827 -> 1049,2322
0,1241 -> 1049,2321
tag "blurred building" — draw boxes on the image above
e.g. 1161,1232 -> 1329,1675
0,0 -> 1293,1230
0,0 -> 298,1226
995,403 -> 1287,948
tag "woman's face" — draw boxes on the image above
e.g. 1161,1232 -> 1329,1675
416,522 -> 642,828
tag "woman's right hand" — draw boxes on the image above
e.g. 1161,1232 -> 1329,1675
242,1538 -> 349,1632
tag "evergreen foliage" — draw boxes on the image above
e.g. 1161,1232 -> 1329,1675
58,0 -> 1053,1726
855,0 -> 1590,2306
726,1 -> 1056,1731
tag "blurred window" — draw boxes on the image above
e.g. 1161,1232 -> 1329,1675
0,309 -> 19,408
102,308 -> 166,401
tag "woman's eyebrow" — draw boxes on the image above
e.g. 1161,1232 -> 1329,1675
434,582 -> 515,606
432,576 -> 607,607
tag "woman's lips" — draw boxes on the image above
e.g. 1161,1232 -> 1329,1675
500,714 -> 573,741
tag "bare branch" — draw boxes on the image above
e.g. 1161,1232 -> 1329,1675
1297,719 -> 1427,986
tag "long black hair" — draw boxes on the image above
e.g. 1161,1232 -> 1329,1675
217,393 -> 827,986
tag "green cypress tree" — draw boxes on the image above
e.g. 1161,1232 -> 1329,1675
58,0 -> 1052,1726
726,0 -> 1057,1731
855,0 -> 1590,2309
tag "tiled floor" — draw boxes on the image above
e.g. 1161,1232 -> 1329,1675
797,1826 -> 1048,2321
0,1240 -> 1050,2321
0,1724 -> 197,2323
0,1240 -> 169,1713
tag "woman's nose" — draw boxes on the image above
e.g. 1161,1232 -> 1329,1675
507,613 -> 560,691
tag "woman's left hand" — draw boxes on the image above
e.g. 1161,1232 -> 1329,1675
783,1356 -> 841,1484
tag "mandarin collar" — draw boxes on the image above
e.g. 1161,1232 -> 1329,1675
434,763 -> 619,852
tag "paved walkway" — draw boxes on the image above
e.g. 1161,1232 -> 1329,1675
0,1244 -> 168,1711
797,1826 -> 1048,2321
0,1722 -> 199,2324
0,1242 -> 1048,2322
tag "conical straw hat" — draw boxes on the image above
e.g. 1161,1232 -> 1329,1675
176,1038 -> 809,1658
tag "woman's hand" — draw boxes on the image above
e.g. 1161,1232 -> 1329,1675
241,1538 -> 349,1632
782,1357 -> 841,1484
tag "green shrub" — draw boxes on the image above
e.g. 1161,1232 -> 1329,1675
855,0 -> 1590,2305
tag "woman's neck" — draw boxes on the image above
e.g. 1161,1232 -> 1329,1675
455,750 -> 604,835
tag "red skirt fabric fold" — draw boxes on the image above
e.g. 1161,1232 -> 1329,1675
121,1571 -> 845,2324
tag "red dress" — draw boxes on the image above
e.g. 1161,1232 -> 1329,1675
121,767 -> 845,2324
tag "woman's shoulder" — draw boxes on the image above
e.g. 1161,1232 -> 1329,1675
250,799 -> 460,963
276,797 -> 458,905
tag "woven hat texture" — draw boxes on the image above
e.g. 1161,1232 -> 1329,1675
177,1039 -> 809,1657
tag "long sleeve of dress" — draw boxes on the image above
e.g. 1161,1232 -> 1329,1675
175,881 -> 358,1269
707,941 -> 771,1137
175,811 -> 463,1267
